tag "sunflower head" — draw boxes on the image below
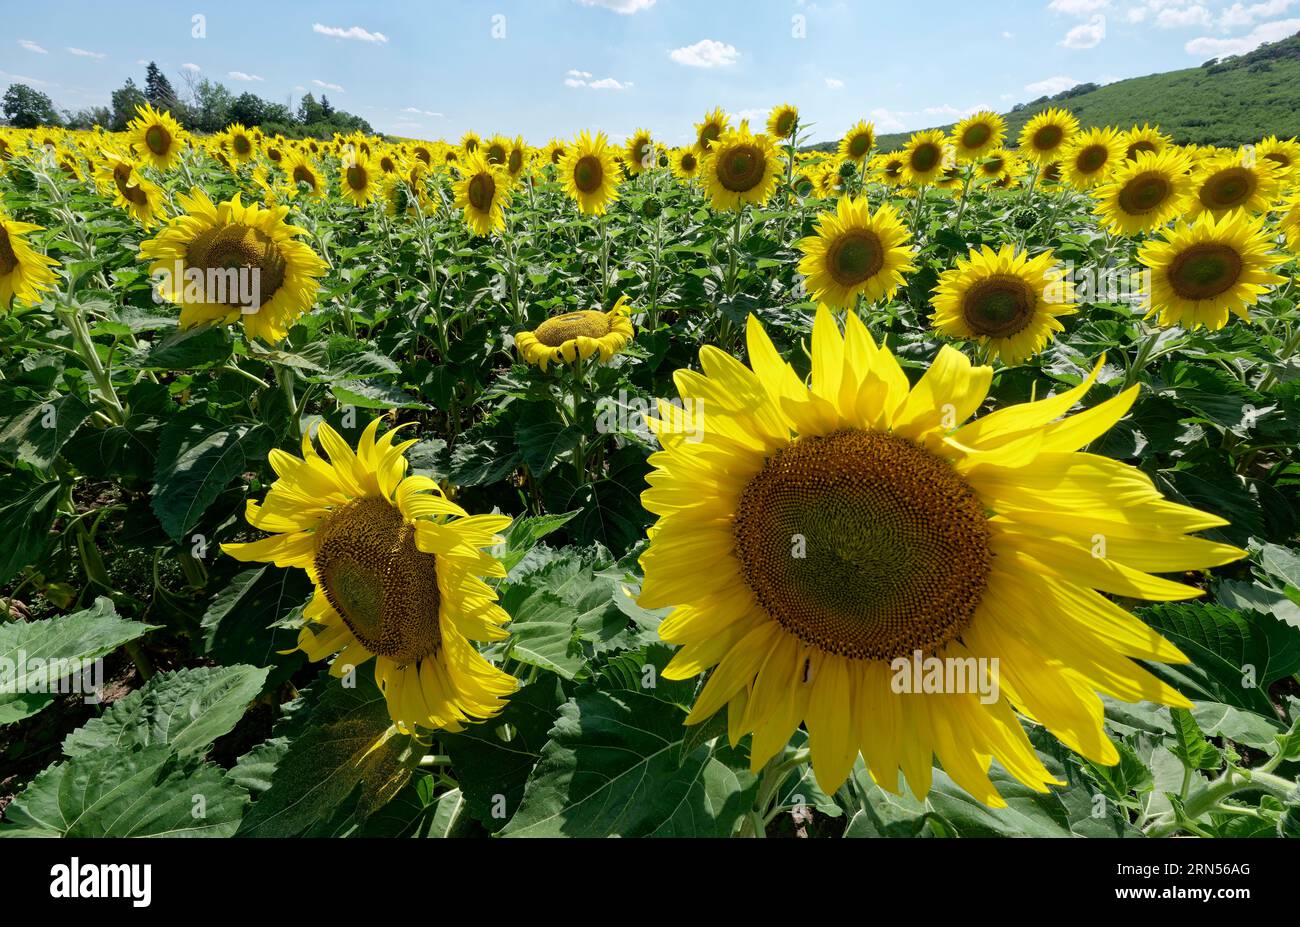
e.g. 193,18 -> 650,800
515,295 -> 635,371
695,107 -> 731,152
1063,127 -> 1126,188
900,129 -> 951,186
1092,148 -> 1194,236
1019,108 -> 1080,163
838,120 -> 876,164
796,198 -> 916,310
0,212 -> 61,309
1188,151 -> 1282,218
224,123 -> 257,164
452,153 -> 512,236
1256,135 -> 1300,179
950,111 -> 1006,162
559,130 -> 621,215
94,150 -> 166,229
767,104 -> 800,140
700,127 -> 782,211
1123,123 -> 1171,161
339,152 -> 380,207
625,129 -> 656,175
670,146 -> 701,181
127,103 -> 187,172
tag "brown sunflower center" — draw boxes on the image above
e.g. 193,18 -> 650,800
467,172 -> 496,212
314,497 -> 441,665
574,155 -> 604,193
962,124 -> 992,150
380,156 -> 396,173
533,310 -> 611,347
909,142 -> 942,174
1119,172 -> 1171,214
1032,125 -> 1064,152
826,230 -> 885,288
184,223 -> 287,306
145,125 -> 171,156
113,164 -> 149,205
292,165 -> 317,189
232,134 -> 252,156
961,274 -> 1038,338
680,152 -> 697,172
550,147 -> 565,164
1127,140 -> 1157,160
885,159 -> 904,179
699,124 -> 722,149
982,155 -> 1006,176
848,132 -> 872,158
775,112 -> 797,137
508,148 -> 524,174
1199,167 -> 1255,210
733,429 -> 991,661
1263,152 -> 1291,169
633,140 -> 653,165
486,143 -> 506,165
718,144 -> 766,192
0,226 -> 17,277
1076,144 -> 1109,173
1166,243 -> 1243,301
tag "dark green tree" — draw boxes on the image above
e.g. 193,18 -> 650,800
2,83 -> 61,128
144,62 -> 179,112
109,78 -> 147,130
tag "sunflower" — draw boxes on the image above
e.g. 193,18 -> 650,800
515,295 -> 634,371
1256,135 -> 1300,181
1187,151 -> 1282,218
900,129 -> 951,186
139,188 -> 327,344
559,130 -> 621,216
838,120 -> 876,164
1019,108 -> 1079,165
282,150 -> 325,199
0,212 -> 60,309
94,151 -> 167,229
625,128 -> 656,175
483,134 -> 510,167
931,245 -> 1077,365
768,104 -> 799,140
873,152 -> 908,188
222,419 -> 517,733
797,198 -> 915,310
127,103 -> 187,172
1092,149 -> 1194,236
339,152 -> 380,207
638,306 -> 1243,801
376,149 -> 401,175
976,149 -> 1024,185
1138,210 -> 1287,331
223,123 -> 258,165
543,139 -> 567,166
1280,192 -> 1300,252
950,111 -> 1006,162
1123,124 -> 1171,161
695,107 -> 731,152
1062,127 -> 1126,189
506,136 -> 529,181
700,127 -> 782,211
452,153 -> 512,237
461,131 -> 482,155
670,146 -> 701,181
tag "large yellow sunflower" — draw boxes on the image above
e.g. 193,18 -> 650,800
768,104 -> 800,140
515,296 -> 634,371
950,111 -> 1006,162
796,198 -> 916,310
127,103 -> 187,172
1123,124 -> 1171,161
699,127 -> 782,211
900,129 -> 951,186
223,123 -> 258,165
670,146 -> 701,181
838,120 -> 876,164
0,212 -> 60,309
1062,127 -> 1126,189
638,307 -> 1243,802
94,151 -> 167,229
222,419 -> 518,733
695,107 -> 731,152
1187,151 -> 1282,218
931,245 -> 1077,365
339,152 -> 380,208
453,153 -> 512,237
1019,108 -> 1079,165
1138,210 -> 1286,331
625,128 -> 656,175
1256,135 -> 1300,181
1280,192 -> 1300,252
282,150 -> 325,200
1092,149 -> 1194,236
976,149 -> 1025,186
559,130 -> 621,216
873,152 -> 908,188
139,188 -> 327,344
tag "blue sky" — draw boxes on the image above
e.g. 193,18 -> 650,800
4,0 -> 1299,144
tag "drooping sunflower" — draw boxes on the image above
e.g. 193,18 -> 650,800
515,295 -> 634,371
127,103 -> 187,172
558,130 -> 620,216
1187,151 -> 1282,218
0,212 -> 60,309
797,198 -> 916,310
339,152 -> 380,207
282,150 -> 325,199
700,127 -> 782,211
94,151 -> 167,229
139,188 -> 327,344
452,153 -> 512,237
1123,124 -> 1171,161
625,128 -> 656,175
695,107 -> 731,152
1019,108 -> 1079,165
222,418 -> 518,733
1092,149 -> 1194,236
1138,210 -> 1287,331
670,146 -> 701,181
768,104 -> 799,140
223,123 -> 258,165
931,244 -> 1077,365
1062,126 -> 1126,189
638,307 -> 1243,802
543,138 -> 566,167
950,111 -> 1006,162
1256,135 -> 1300,181
838,120 -> 876,165
900,129 -> 951,186
461,131 -> 482,155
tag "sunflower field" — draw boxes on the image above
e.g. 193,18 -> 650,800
1,104 -> 1299,841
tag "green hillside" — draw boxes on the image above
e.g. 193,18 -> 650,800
819,30 -> 1300,153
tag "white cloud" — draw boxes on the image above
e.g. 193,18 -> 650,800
1048,0 -> 1111,14
564,77 -> 587,87
312,23 -> 389,43
1026,74 -> 1082,94
1220,0 -> 1294,28
18,40 -> 48,54
824,77 -> 844,88
1061,14 -> 1107,46
66,47 -> 106,59
567,69 -> 593,78
0,69 -> 56,88
1002,30 -> 1015,38
870,108 -> 909,132
312,79 -> 346,92
728,108 -> 766,124
1156,3 -> 1213,27
181,62 -> 201,73
229,71 -> 264,82
669,38 -> 739,68
574,0 -> 657,12
590,77 -> 632,89
1186,16 -> 1300,53
402,106 -> 444,116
